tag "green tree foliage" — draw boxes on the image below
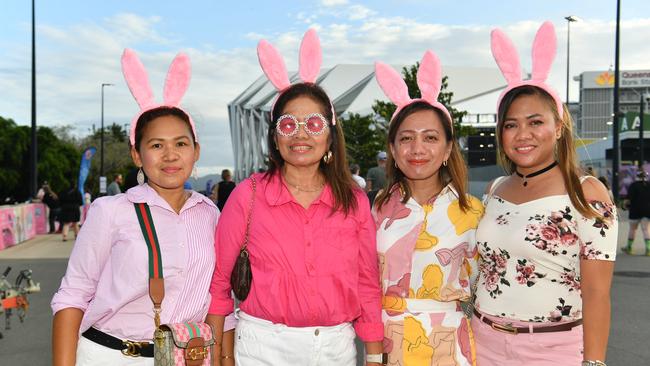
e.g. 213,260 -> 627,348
340,113 -> 385,176
0,116 -> 79,202
77,123 -> 135,196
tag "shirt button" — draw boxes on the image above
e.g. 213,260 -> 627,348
314,329 -> 320,336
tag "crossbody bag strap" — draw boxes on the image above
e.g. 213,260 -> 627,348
241,177 -> 257,250
133,202 -> 165,328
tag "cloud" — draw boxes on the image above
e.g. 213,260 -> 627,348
2,8 -> 648,177
321,0 -> 349,6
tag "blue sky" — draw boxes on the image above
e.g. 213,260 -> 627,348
2,0 -> 649,174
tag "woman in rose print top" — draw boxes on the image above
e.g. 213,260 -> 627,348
472,22 -> 618,366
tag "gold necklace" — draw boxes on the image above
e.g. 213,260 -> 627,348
283,176 -> 325,193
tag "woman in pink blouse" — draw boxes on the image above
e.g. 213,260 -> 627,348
51,51 -> 236,365
207,80 -> 384,365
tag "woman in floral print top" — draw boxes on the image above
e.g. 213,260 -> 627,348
472,85 -> 618,366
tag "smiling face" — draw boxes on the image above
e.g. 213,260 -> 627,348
500,94 -> 561,173
390,109 -> 452,184
274,95 -> 330,169
131,115 -> 199,193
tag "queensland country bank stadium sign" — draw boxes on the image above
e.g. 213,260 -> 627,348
583,70 -> 650,89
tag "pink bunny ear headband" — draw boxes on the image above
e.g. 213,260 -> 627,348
257,29 -> 336,125
122,48 -> 197,146
374,51 -> 453,130
491,21 -> 563,119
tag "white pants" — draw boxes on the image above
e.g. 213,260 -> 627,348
76,336 -> 154,366
235,311 -> 357,366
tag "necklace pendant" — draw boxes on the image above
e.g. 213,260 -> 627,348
523,180 -> 528,187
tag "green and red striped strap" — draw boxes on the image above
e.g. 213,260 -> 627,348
133,202 -> 164,279
185,323 -> 201,338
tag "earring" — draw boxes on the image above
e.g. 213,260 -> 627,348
323,151 -> 333,164
137,168 -> 145,185
443,160 -> 448,167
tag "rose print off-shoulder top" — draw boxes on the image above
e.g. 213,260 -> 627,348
474,176 -> 618,323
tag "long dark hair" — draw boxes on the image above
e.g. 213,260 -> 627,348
266,83 -> 357,214
375,101 -> 470,212
496,85 -> 595,218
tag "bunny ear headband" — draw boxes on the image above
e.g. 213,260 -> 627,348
257,29 -> 336,125
491,21 -> 563,119
122,48 -> 197,145
374,51 -> 453,130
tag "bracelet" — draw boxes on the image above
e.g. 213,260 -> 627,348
221,355 -> 233,359
582,361 -> 606,366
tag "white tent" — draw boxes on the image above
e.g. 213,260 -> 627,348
228,64 -> 506,181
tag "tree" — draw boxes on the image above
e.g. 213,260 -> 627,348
340,113 -> 385,176
0,116 -> 80,203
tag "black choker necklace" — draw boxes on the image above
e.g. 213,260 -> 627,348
515,161 -> 558,187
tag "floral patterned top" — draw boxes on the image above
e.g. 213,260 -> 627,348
474,176 -> 618,323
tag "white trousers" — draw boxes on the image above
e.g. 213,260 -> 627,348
235,311 -> 357,366
76,336 -> 154,366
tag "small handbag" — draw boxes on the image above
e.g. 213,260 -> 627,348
133,202 -> 216,366
230,177 -> 257,301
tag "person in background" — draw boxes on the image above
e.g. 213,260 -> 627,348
58,184 -> 83,242
42,184 -> 61,234
623,171 -> 650,255
215,169 -> 236,212
366,151 -> 388,193
106,174 -> 123,196
350,163 -> 366,190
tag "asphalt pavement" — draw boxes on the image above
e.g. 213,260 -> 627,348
0,217 -> 648,365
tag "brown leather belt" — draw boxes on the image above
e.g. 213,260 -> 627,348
473,309 -> 583,334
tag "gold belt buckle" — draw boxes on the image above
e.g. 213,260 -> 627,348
121,340 -> 148,357
491,322 -> 519,335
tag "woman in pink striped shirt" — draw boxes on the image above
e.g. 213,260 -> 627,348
51,50 -> 236,366
207,82 -> 385,365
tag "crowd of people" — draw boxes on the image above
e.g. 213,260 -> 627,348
47,24 -> 643,366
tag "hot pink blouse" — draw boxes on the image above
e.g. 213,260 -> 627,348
209,173 -> 383,342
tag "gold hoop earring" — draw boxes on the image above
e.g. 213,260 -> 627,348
443,160 -> 448,167
323,151 -> 333,164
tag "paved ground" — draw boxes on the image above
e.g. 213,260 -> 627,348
0,217 -> 648,365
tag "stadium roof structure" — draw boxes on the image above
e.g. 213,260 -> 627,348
228,64 -> 507,181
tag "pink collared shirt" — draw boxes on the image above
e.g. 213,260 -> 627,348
209,173 -> 383,342
51,183 -> 236,341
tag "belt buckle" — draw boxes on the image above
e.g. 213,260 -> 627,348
121,340 -> 148,357
491,322 -> 518,335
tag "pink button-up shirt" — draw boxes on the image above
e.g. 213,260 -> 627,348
51,184 -> 236,341
209,173 -> 383,342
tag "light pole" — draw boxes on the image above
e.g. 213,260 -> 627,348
29,0 -> 37,198
564,15 -> 578,105
612,0 -> 621,202
640,94 -> 649,170
100,83 -> 113,193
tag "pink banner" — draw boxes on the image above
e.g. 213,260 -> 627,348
0,203 -> 47,251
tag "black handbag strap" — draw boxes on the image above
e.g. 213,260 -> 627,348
241,177 -> 257,250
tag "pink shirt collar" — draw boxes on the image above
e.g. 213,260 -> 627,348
262,172 -> 335,208
126,183 -> 215,214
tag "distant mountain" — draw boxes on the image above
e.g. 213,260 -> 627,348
188,174 -> 221,194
